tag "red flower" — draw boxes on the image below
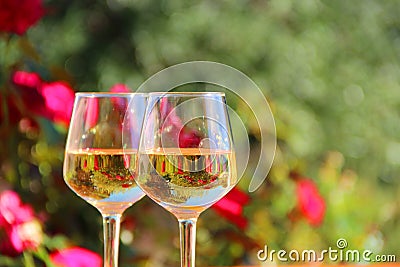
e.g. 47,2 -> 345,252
12,71 -> 75,127
2,71 -> 42,126
12,71 -> 45,116
212,187 -> 250,229
159,97 -> 183,130
296,179 -> 326,226
50,247 -> 102,267
0,190 -> 43,256
178,128 -> 202,148
0,0 -> 45,35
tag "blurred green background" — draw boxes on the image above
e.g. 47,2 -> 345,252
1,0 -> 399,266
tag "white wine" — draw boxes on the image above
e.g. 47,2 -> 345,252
64,149 -> 144,214
137,148 -> 237,215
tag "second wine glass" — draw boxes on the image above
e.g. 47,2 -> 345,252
63,92 -> 147,267
131,92 -> 238,267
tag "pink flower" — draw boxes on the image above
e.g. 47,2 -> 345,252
109,83 -> 131,113
0,190 -> 34,226
50,247 -> 102,267
0,0 -> 45,35
40,81 -> 75,126
12,71 -> 42,89
12,71 -> 75,127
0,190 -> 43,256
158,97 -> 203,148
296,179 -> 326,226
11,71 -> 46,119
0,220 -> 43,256
84,97 -> 99,130
212,188 -> 250,229
109,83 -> 130,93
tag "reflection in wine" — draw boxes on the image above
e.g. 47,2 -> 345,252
64,148 -> 142,214
138,148 -> 237,216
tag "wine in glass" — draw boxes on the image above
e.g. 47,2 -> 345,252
131,92 -> 238,267
63,93 -> 147,267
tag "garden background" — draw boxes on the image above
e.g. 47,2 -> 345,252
0,0 -> 399,266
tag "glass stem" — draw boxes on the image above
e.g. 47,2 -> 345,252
103,214 -> 121,267
178,218 -> 198,267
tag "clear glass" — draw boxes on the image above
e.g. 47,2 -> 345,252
127,92 -> 238,267
63,93 -> 147,267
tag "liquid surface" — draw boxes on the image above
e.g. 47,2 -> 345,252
64,149 -> 144,213
137,148 -> 237,216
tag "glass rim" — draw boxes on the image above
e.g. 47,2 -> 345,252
75,92 -> 148,97
147,91 -> 225,97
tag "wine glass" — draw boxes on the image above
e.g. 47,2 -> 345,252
63,92 -> 147,267
131,92 -> 238,267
